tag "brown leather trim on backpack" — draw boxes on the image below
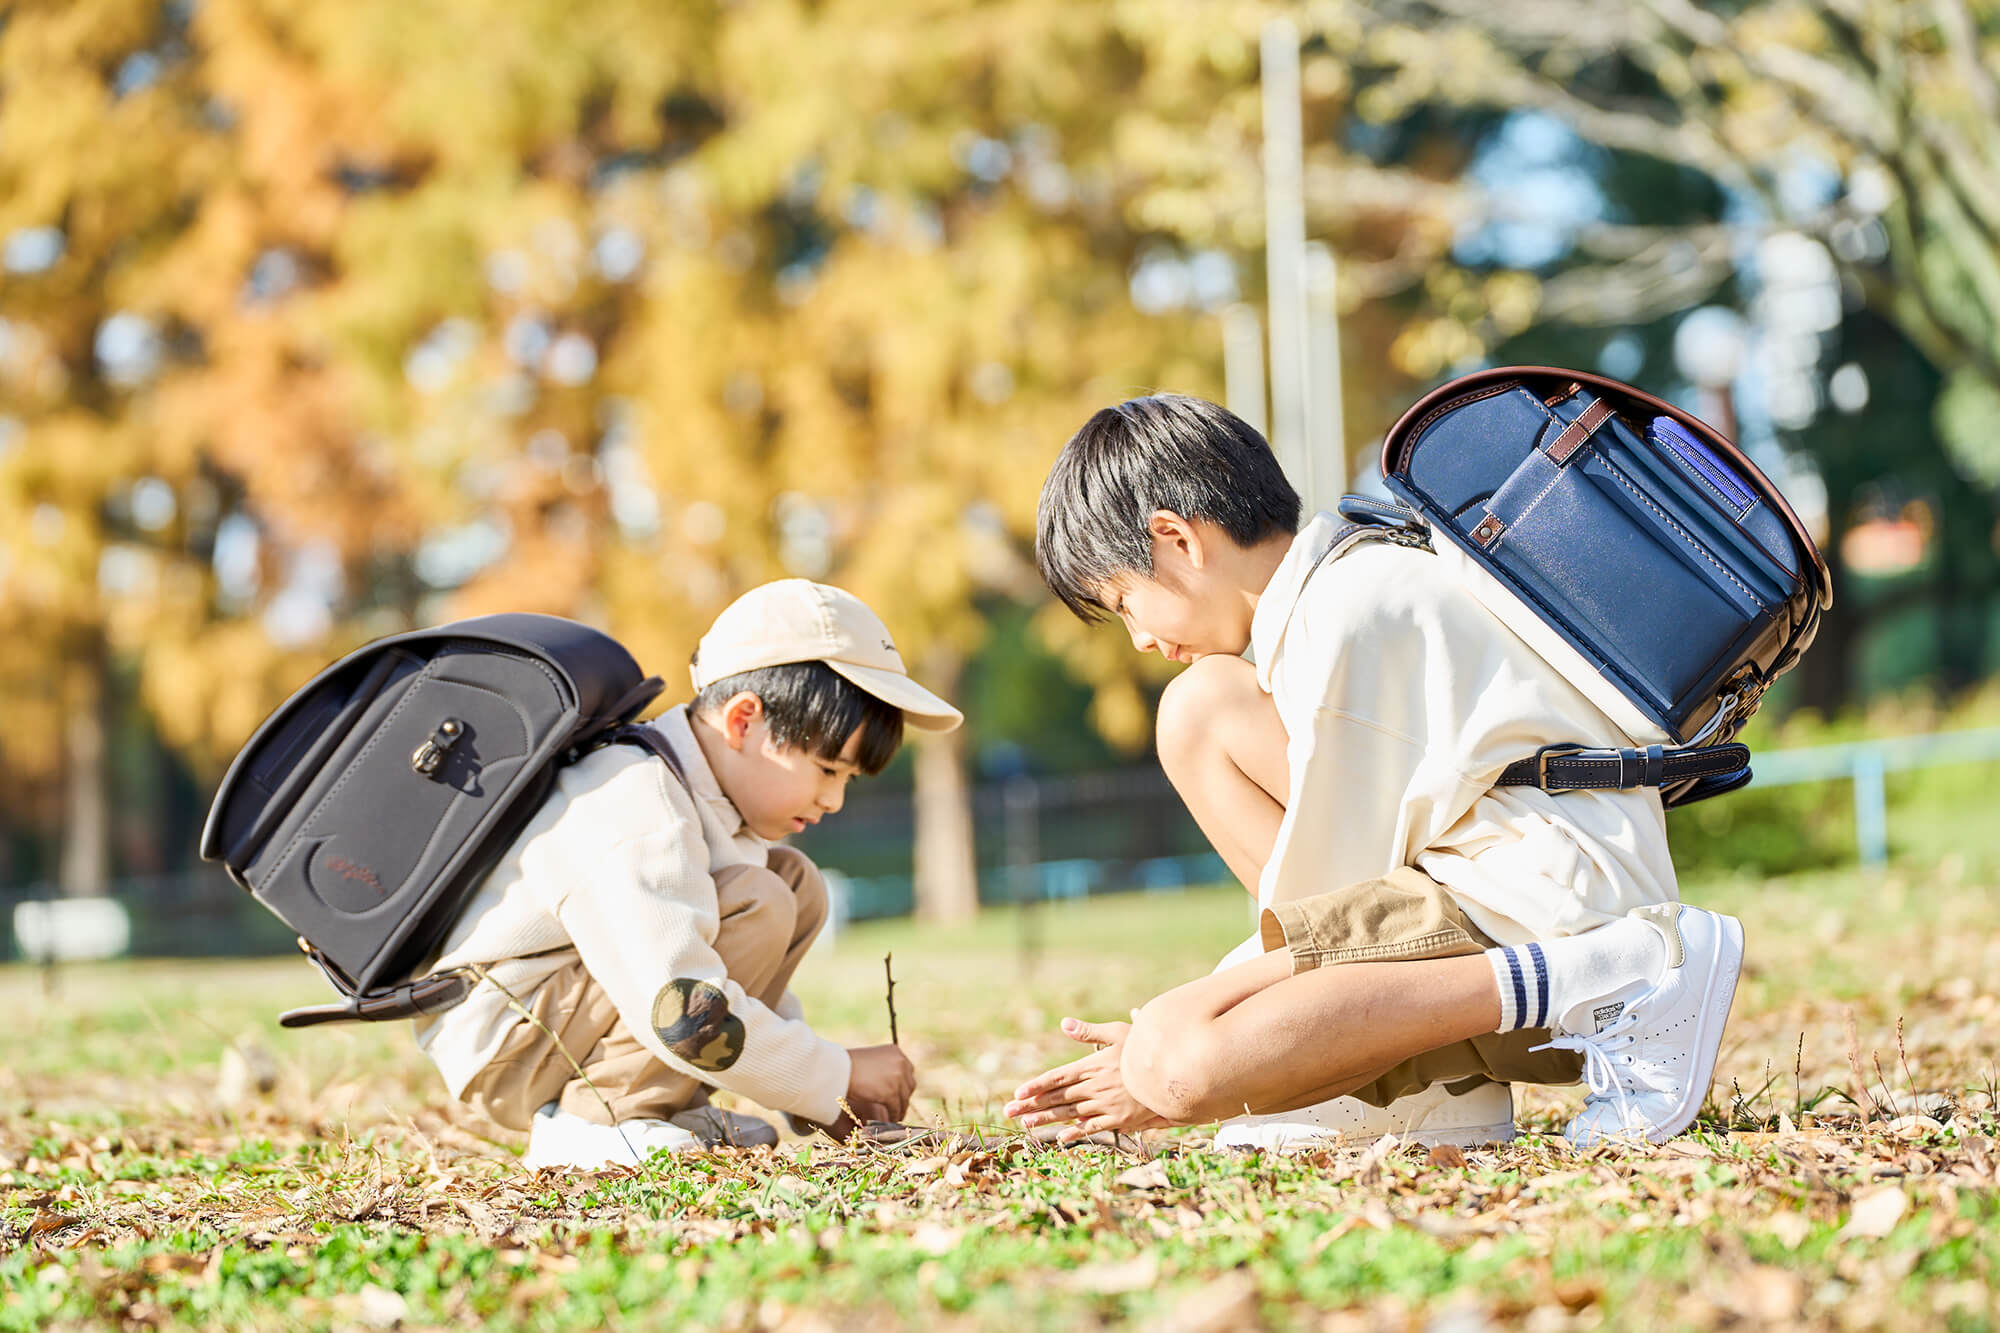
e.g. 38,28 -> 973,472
1545,397 -> 1615,464
1381,366 -> 1833,610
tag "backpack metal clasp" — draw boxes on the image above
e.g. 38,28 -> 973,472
411,718 -> 466,776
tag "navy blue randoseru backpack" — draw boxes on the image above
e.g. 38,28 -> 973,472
200,614 -> 668,1027
1333,366 -> 1834,809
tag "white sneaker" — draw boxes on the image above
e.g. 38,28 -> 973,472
521,1101 -> 701,1170
668,1105 -> 780,1148
1537,903 -> 1744,1148
1214,1080 -> 1516,1152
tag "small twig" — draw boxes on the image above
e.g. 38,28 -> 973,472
1895,1016 -> 1926,1116
1872,1051 -> 1902,1121
883,952 -> 900,1046
1842,1008 -> 1881,1122
467,963 -> 640,1167
1793,1031 -> 1807,1122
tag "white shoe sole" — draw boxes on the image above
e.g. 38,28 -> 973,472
1665,910 -> 1744,1142
1217,1082 -> 1517,1152
1569,910 -> 1744,1148
1221,1117 -> 1517,1152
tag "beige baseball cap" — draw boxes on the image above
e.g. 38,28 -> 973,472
690,579 -> 964,732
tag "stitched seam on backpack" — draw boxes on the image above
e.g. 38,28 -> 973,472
1673,456 -> 1753,519
263,646 -> 566,889
1546,401 -> 1610,464
1483,393 -> 1603,544
1486,456 -> 1569,550
402,678 -> 533,875
1398,381 -> 1532,471
1599,460 -> 1760,605
265,658 -> 441,887
442,647 -> 567,716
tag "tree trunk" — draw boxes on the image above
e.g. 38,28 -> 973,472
911,654 -> 979,922
59,647 -> 110,898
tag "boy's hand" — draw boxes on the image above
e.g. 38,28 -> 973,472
845,1043 -> 916,1123
1004,1017 -> 1172,1142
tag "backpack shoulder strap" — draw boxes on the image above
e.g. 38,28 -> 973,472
1299,496 -> 1435,584
1332,494 -> 1433,554
609,721 -> 691,790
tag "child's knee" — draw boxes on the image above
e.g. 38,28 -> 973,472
764,846 -> 829,939
1123,1008 -> 1220,1124
714,863 -> 799,953
1156,653 -> 1259,768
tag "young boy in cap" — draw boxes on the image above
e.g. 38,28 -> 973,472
1005,394 -> 1743,1150
415,580 -> 962,1169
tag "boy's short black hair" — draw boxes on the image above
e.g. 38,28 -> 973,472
1035,393 -> 1302,620
692,660 -> 904,775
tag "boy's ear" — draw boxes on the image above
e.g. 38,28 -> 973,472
1148,509 -> 1205,570
719,691 -> 765,749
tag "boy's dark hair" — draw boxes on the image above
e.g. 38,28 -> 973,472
1035,393 -> 1302,621
692,660 -> 904,775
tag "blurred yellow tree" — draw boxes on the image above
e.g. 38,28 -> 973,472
259,0 -> 1252,920
0,0 -> 281,893
5,0 -> 1495,916
0,1 -> 438,891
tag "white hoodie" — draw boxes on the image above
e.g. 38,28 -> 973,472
1248,512 -> 1679,947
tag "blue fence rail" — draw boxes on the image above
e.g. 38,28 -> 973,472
1749,726 -> 2000,868
6,727 -> 1997,959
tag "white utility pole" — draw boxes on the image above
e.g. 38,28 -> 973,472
1260,19 -> 1311,501
1304,241 -> 1345,515
1222,303 -> 1268,442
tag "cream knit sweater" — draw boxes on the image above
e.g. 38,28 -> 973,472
413,706 -> 851,1124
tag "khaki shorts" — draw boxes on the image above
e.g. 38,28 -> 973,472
1258,865 -> 1583,1107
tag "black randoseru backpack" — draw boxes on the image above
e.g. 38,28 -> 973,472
200,614 -> 666,1028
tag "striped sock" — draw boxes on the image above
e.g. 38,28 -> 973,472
1485,917 -> 1671,1034
1486,943 -> 1552,1031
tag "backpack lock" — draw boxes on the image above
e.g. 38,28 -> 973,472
411,718 -> 466,777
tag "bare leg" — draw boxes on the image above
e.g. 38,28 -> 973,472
1155,654 -> 1290,893
1121,950 -> 1504,1123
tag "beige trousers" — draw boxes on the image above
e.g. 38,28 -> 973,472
1260,865 -> 1585,1107
460,846 -> 829,1132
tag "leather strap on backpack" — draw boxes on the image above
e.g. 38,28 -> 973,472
609,722 -> 691,789
279,962 -> 475,1028
1496,741 -> 1750,795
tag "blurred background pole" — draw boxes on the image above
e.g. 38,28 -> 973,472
1304,241 -> 1345,516
1004,777 -> 1041,971
1673,304 -> 1749,443
1222,304 -> 1268,442
1261,18 -> 1310,499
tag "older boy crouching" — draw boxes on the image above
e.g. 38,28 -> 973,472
1008,395 -> 1743,1151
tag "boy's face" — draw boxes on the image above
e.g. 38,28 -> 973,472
1099,571 -> 1235,662
708,698 -> 868,841
1096,513 -> 1256,661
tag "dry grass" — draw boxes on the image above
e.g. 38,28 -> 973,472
3,865 -> 1998,1331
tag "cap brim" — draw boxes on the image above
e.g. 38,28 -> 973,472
826,660 -> 964,732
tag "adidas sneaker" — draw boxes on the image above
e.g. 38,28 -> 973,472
1536,902 -> 1744,1148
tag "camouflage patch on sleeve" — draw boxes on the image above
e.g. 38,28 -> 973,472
651,978 -> 746,1072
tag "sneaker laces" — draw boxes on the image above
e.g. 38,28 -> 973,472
1533,1006 -> 1643,1129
